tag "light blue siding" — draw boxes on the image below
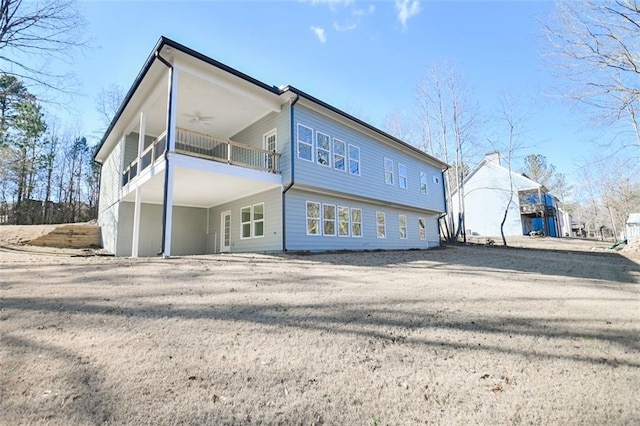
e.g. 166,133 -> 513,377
207,188 -> 283,253
293,105 -> 445,213
231,106 -> 291,182
284,188 -> 440,252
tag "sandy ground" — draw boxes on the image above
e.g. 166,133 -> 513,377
1,237 -> 639,425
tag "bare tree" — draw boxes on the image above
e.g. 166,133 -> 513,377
0,0 -> 86,94
544,0 -> 640,146
95,83 -> 124,129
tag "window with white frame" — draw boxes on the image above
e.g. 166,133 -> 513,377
316,132 -> 331,167
297,124 -> 313,162
418,217 -> 426,240
351,208 -> 362,237
348,145 -> 360,175
333,138 -> 346,172
338,206 -> 350,237
263,129 -> 277,171
323,204 -> 336,236
420,172 -> 428,194
306,201 -> 321,235
384,158 -> 394,185
398,164 -> 407,189
399,214 -> 407,239
376,212 -> 386,238
241,203 -> 264,239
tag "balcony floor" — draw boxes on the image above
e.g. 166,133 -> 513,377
121,153 -> 282,208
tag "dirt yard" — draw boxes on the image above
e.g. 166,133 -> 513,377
1,237 -> 639,425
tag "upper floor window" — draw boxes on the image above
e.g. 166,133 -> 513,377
418,217 -> 426,240
316,132 -> 331,167
384,158 -> 394,185
376,212 -> 386,238
399,214 -> 407,239
433,175 -> 441,184
351,208 -> 362,237
297,124 -> 313,162
333,138 -> 346,172
306,201 -> 321,235
338,206 -> 350,237
348,145 -> 360,175
398,164 -> 407,189
323,204 -> 336,236
420,172 -> 428,194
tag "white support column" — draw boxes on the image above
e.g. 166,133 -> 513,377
132,112 -> 146,258
163,67 -> 179,258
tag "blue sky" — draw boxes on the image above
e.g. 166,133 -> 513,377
52,0 -> 635,186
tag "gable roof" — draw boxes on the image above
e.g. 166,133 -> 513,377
94,36 -> 448,169
627,213 -> 640,224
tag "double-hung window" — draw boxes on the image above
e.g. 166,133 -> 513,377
323,204 -> 336,236
384,158 -> 394,185
241,203 -> 264,239
351,208 -> 362,237
316,132 -> 331,167
399,214 -> 407,239
348,145 -> 360,175
376,212 -> 386,238
418,217 -> 426,240
338,206 -> 350,237
420,172 -> 428,194
297,124 -> 313,161
333,138 -> 346,172
398,164 -> 407,189
306,201 -> 321,235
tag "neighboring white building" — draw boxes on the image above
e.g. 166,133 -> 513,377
451,151 -> 563,238
627,213 -> 640,243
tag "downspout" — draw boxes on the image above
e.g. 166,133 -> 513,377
439,168 -> 448,244
155,50 -> 174,256
282,94 -> 300,252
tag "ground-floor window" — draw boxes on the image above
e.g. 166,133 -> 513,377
241,203 -> 264,238
399,214 -> 407,239
306,201 -> 321,235
323,204 -> 336,236
376,212 -> 386,238
418,217 -> 426,240
351,208 -> 362,237
338,206 -> 350,237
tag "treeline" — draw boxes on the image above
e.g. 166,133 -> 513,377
0,75 -> 99,225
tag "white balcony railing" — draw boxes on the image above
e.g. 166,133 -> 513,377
122,128 -> 280,187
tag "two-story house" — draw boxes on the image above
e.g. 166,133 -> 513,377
94,37 -> 448,257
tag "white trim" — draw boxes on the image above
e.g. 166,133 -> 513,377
253,202 -> 265,238
348,144 -> 360,176
384,158 -> 394,185
263,129 -> 277,171
418,217 -> 426,240
297,123 -> 314,162
221,210 -> 231,251
420,172 -> 428,194
333,138 -> 347,172
240,205 -> 251,239
338,206 -> 350,237
351,207 -> 362,238
398,163 -> 407,189
322,203 -> 337,236
376,211 -> 386,239
399,214 -> 407,239
316,131 -> 331,168
306,201 -> 321,236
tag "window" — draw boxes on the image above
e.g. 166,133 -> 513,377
351,208 -> 362,237
398,164 -> 407,189
263,130 -> 277,171
241,204 -> 264,238
399,215 -> 407,239
306,201 -> 321,235
297,124 -> 313,161
338,206 -> 350,237
420,172 -> 428,194
333,138 -> 346,172
323,204 -> 336,236
348,144 -> 360,175
384,158 -> 394,185
418,217 -> 426,240
433,175 -> 440,184
253,203 -> 264,237
376,212 -> 386,238
316,132 -> 331,167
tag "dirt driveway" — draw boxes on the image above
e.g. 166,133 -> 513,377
1,239 -> 639,425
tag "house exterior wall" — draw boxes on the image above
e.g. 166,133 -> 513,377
231,106 -> 291,181
117,202 -> 207,257
123,133 -> 156,167
98,136 -> 125,253
455,163 -> 531,237
206,188 -> 283,253
284,188 -> 440,252
292,105 -> 445,213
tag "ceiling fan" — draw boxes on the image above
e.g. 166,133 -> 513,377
182,112 -> 214,127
